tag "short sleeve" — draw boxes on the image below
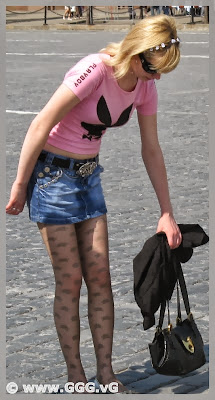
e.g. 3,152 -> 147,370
63,54 -> 105,101
136,80 -> 158,115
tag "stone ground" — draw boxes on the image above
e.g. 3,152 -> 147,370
6,29 -> 209,396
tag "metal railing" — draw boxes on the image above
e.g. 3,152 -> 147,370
6,6 -> 209,26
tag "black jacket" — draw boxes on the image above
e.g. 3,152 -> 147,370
133,224 -> 209,330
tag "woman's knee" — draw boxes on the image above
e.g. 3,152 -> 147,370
84,267 -> 111,290
55,271 -> 83,298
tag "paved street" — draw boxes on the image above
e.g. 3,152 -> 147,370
6,30 -> 209,395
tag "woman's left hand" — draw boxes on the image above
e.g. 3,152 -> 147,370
156,213 -> 182,249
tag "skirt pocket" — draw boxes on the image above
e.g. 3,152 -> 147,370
36,164 -> 63,189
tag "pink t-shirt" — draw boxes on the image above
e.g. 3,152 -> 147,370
47,53 -> 158,154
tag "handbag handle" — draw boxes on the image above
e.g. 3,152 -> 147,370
158,281 -> 182,330
176,280 -> 182,322
157,241 -> 191,330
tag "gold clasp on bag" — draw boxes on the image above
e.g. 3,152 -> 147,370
182,336 -> 195,353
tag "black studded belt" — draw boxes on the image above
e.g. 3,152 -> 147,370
38,152 -> 99,177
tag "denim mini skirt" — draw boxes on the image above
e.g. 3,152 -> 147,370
27,150 -> 107,225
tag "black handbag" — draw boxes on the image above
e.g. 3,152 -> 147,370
149,253 -> 206,376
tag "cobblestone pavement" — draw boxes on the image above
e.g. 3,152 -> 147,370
6,30 -> 209,395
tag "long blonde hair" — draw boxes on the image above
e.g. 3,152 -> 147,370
100,15 -> 180,78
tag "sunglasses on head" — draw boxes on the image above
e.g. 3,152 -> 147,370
138,52 -> 158,75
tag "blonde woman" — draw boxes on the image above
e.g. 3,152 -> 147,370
6,15 -> 182,394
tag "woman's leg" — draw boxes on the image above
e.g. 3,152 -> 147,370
75,215 -> 123,386
37,223 -> 87,384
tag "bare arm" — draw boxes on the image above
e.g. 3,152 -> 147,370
137,112 -> 182,248
6,84 -> 80,214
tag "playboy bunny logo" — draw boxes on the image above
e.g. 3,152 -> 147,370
81,96 -> 133,141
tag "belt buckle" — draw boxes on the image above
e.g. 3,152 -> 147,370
77,161 -> 97,177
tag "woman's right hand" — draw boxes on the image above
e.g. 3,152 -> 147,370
6,181 -> 27,215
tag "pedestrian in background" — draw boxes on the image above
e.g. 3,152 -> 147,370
70,6 -> 76,18
139,6 -> 149,19
162,6 -> 170,15
150,6 -> 161,15
179,5 -> 186,15
6,15 -> 182,393
128,6 -> 136,20
63,6 -> 72,20
169,6 -> 174,16
76,5 -> 83,18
